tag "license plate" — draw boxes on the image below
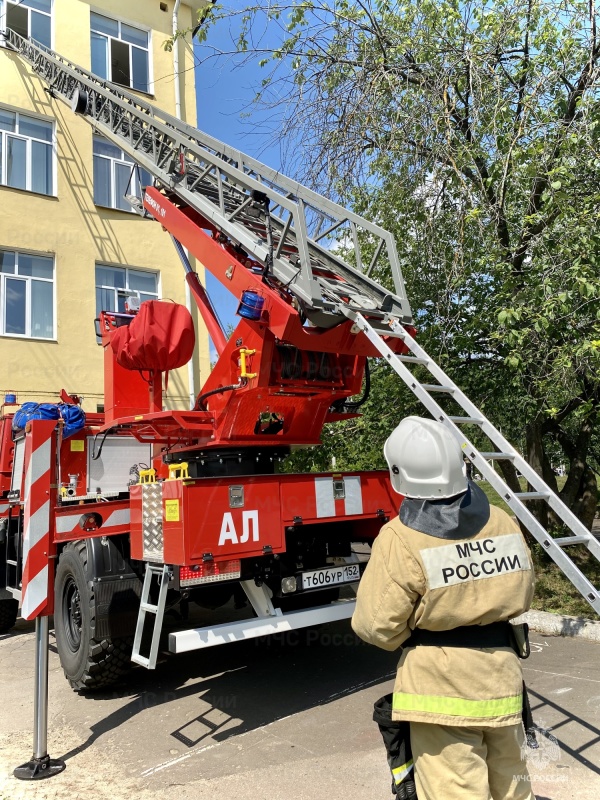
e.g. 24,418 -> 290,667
300,564 -> 360,590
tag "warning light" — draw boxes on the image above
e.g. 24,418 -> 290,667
78,512 -> 102,532
179,560 -> 241,586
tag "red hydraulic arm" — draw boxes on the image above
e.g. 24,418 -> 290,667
85,184 -> 416,452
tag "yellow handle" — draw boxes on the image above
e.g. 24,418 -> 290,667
239,348 -> 257,379
139,468 -> 156,484
168,462 -> 189,480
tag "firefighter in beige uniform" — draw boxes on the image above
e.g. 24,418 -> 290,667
352,417 -> 535,800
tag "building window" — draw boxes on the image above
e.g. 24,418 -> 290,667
2,0 -> 52,48
90,12 -> 150,92
0,107 -> 54,195
0,249 -> 54,339
95,265 -> 159,316
93,136 -> 151,212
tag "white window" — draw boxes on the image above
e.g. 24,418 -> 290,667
0,249 -> 54,339
95,265 -> 159,316
90,12 -> 150,92
93,136 -> 151,212
0,107 -> 54,195
1,0 -> 52,48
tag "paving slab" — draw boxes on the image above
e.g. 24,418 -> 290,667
0,618 -> 598,800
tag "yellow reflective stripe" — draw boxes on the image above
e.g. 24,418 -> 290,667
393,692 -> 522,718
392,759 -> 414,784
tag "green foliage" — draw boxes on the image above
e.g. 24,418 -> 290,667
204,1 -> 600,524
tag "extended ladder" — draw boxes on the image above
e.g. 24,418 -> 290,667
346,310 -> 600,616
3,29 -> 412,333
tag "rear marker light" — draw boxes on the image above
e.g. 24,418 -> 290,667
179,560 -> 241,586
281,576 -> 297,594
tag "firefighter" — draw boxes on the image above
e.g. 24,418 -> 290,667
352,417 -> 535,800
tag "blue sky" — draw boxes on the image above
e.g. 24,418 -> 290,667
192,17 -> 285,340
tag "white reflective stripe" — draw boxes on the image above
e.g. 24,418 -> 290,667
315,477 -> 335,518
420,533 -> 530,590
23,436 -> 52,503
104,508 -> 130,528
21,564 -> 48,620
343,476 -> 363,515
55,507 -> 130,535
392,759 -> 414,784
21,499 -> 50,569
0,504 -> 9,513
55,515 -> 79,534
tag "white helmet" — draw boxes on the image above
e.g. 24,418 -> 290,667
384,417 -> 467,499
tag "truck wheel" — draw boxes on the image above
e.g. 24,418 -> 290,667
0,598 -> 18,633
54,541 -> 132,691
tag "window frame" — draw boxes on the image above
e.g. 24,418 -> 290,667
0,248 -> 56,341
0,104 -> 57,197
92,135 -> 152,212
95,264 -> 160,318
89,9 -> 153,94
0,0 -> 53,49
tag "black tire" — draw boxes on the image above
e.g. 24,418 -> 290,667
54,541 -> 132,691
0,598 -> 18,633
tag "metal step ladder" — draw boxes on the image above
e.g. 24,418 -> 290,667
3,29 -> 412,332
131,563 -> 170,669
345,310 -> 600,615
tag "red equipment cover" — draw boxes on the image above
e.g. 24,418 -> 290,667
111,301 -> 195,372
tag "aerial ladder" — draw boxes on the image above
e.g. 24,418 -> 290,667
2,28 -> 599,780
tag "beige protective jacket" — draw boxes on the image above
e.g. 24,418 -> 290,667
352,505 -> 534,727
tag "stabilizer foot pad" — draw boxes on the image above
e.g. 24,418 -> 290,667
14,755 -> 66,781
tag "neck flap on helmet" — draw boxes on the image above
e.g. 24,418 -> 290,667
399,480 -> 491,540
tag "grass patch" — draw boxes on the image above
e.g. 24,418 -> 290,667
529,544 -> 600,619
479,480 -> 599,620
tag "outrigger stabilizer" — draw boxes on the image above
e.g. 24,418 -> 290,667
13,617 -> 66,780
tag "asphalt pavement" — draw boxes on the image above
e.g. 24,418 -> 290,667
0,613 -> 598,800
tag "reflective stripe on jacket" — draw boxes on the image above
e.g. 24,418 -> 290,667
351,505 -> 535,727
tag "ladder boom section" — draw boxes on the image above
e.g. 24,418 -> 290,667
346,310 -> 600,616
4,30 -> 412,329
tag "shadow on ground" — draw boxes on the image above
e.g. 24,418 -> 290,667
59,619 -> 396,762
529,687 -> 600,774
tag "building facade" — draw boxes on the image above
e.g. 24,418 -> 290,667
0,0 -> 210,412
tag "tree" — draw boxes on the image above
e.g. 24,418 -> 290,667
190,1 -> 600,525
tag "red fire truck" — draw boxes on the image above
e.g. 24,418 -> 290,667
0,30 -> 414,694
2,27 -> 598,782
0,23 -> 600,689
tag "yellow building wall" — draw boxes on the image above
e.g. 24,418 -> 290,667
0,0 -> 210,412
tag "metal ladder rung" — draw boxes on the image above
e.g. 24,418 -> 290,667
396,355 -> 430,366
378,328 -> 409,339
140,602 -> 159,614
553,535 -> 591,546
420,384 -> 455,393
132,654 -> 151,668
513,492 -> 550,500
5,559 -> 18,566
479,452 -> 515,460
447,416 -> 484,425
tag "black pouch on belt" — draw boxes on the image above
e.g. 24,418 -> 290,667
510,622 -> 531,659
373,694 -> 418,799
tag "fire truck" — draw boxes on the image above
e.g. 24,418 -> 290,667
1,29 -> 599,779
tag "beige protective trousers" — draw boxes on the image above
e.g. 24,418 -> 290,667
410,722 -> 535,800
